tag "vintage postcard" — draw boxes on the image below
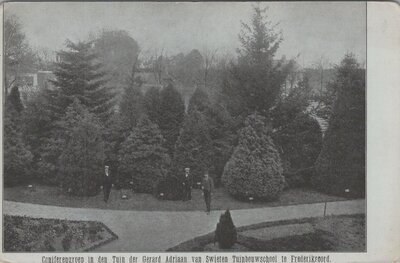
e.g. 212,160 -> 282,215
0,1 -> 399,263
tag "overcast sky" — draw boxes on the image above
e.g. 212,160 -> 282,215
6,2 -> 366,67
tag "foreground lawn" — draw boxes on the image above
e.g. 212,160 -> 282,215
168,214 -> 365,252
4,185 -> 347,211
4,215 -> 118,252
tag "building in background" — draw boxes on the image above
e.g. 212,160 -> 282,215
19,71 -> 56,104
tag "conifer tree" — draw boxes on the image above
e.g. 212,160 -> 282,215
187,87 -> 211,114
50,40 -> 114,122
57,99 -> 105,196
119,84 -> 143,129
158,84 -> 185,154
143,86 -> 161,124
214,210 -> 237,249
119,115 -> 170,193
207,104 -> 237,186
222,113 -> 284,200
312,54 -> 365,197
4,104 -> 33,186
21,89 -> 57,183
171,109 -> 214,185
222,5 -> 292,117
186,87 -> 236,186
8,85 -> 24,113
273,113 -> 322,188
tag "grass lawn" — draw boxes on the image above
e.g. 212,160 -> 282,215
4,215 -> 118,252
168,214 -> 365,252
4,184 -> 347,211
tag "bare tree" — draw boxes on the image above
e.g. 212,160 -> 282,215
126,49 -> 142,87
151,48 -> 166,85
201,47 -> 218,89
313,55 -> 330,95
34,47 -> 56,71
4,15 -> 36,95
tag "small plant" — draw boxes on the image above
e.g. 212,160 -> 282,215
214,210 -> 237,249
62,232 -> 73,251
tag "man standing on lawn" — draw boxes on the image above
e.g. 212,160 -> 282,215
103,165 -> 112,203
202,171 -> 214,214
182,167 -> 192,201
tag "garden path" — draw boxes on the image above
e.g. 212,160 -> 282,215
3,199 -> 364,251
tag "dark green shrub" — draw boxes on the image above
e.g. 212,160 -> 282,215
273,113 -> 322,188
214,210 -> 237,249
311,55 -> 365,198
222,113 -> 284,200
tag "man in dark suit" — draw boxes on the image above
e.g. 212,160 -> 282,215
201,171 -> 214,214
182,167 -> 192,201
103,165 -> 112,203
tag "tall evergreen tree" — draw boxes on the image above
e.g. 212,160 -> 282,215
158,84 -> 185,154
143,86 -> 161,124
50,40 -> 114,122
311,54 -> 365,197
171,109 -> 214,185
273,113 -> 322,188
119,115 -> 170,193
187,87 -> 237,186
57,99 -> 105,196
4,103 -> 33,186
22,89 -> 57,182
222,5 -> 292,118
207,104 -> 237,186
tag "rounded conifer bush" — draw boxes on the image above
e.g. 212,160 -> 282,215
119,115 -> 170,193
222,113 -> 284,201
311,54 -> 365,198
273,113 -> 323,188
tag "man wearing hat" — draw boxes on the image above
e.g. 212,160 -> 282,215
201,171 -> 214,214
182,167 -> 192,201
103,165 -> 112,203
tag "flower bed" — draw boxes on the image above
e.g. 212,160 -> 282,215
4,215 -> 118,252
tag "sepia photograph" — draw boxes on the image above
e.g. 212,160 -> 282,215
3,1 -> 366,253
